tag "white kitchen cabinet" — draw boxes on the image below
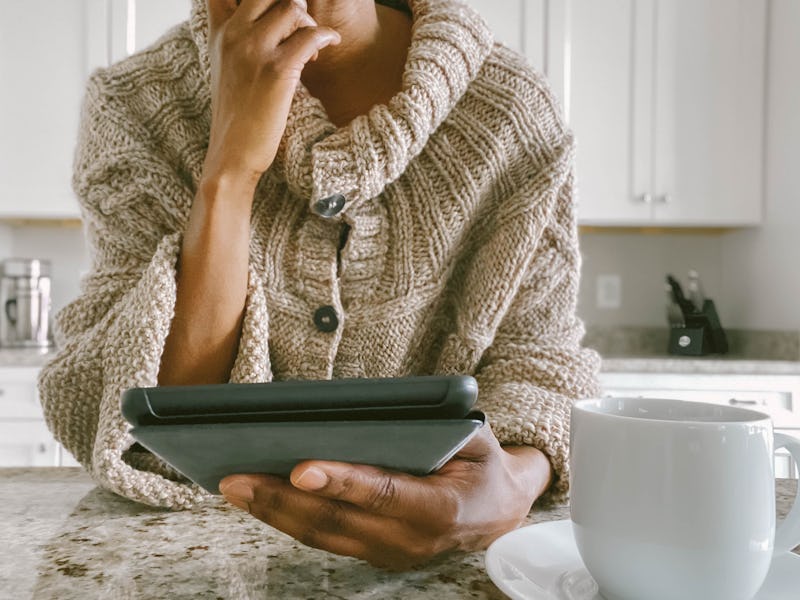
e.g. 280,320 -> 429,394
0,0 -> 190,221
465,0 -> 570,121
0,420 -> 60,467
562,0 -> 767,227
567,0 -> 649,225
109,0 -> 191,62
599,372 -> 800,478
0,1 -> 90,219
465,0 -> 526,55
0,366 -> 79,467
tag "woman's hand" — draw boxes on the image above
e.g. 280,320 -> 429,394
219,424 -> 553,570
204,0 -> 341,186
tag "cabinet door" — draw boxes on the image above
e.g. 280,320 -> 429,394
58,446 -> 82,468
109,0 -> 191,62
0,377 -> 41,419
465,1 -> 564,91
464,0 -> 524,55
652,0 -> 766,226
0,420 -> 59,467
0,1 -> 97,219
567,0 -> 653,225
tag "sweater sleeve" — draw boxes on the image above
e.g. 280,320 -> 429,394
472,157 -> 601,507
37,72 -> 272,509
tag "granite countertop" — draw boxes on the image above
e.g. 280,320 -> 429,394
601,357 -> 800,376
1,469 -> 797,599
3,347 -> 800,376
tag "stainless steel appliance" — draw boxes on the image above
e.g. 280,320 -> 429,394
0,258 -> 53,348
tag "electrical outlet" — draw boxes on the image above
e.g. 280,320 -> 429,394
596,274 -> 622,309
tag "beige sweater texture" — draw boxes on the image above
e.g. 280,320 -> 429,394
38,0 -> 601,509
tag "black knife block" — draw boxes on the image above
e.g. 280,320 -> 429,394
668,299 -> 728,356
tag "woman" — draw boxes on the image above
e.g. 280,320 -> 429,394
38,0 -> 600,569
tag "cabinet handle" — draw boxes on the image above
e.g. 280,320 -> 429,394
37,443 -> 47,454
729,398 -> 758,406
635,194 -> 653,204
656,194 -> 672,204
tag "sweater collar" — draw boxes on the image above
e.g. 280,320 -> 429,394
189,0 -> 493,216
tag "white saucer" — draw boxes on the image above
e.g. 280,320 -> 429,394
485,520 -> 800,600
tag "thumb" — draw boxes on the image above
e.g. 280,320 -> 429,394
452,419 -> 497,462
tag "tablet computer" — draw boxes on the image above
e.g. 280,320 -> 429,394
121,375 -> 484,494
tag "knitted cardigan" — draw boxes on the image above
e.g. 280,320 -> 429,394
38,0 -> 601,509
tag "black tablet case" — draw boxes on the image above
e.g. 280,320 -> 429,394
122,376 -> 484,494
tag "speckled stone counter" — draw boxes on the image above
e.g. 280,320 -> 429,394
1,469 -> 797,599
602,357 -> 800,376
3,346 -> 799,376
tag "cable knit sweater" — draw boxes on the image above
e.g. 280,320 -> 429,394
38,0 -> 600,509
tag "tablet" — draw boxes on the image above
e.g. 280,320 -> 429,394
121,375 -> 484,494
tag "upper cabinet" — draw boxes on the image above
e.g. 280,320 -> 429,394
464,0 -> 570,110
110,0 -> 192,62
0,1 -> 91,219
2,0 -> 769,228
0,0 -> 190,221
564,0 -> 768,227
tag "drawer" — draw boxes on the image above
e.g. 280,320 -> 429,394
0,420 -> 59,467
600,387 -> 799,429
0,380 -> 42,419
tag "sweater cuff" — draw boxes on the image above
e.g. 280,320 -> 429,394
482,382 -> 574,506
92,232 -> 208,508
229,265 -> 272,384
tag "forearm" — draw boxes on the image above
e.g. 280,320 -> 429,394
158,173 -> 257,385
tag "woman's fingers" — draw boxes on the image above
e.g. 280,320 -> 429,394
206,0 -> 258,32
220,474 -> 442,568
252,0 -> 318,48
208,0 -> 308,41
276,25 -> 341,70
288,461 -> 455,520
221,475 -> 381,558
203,0 -> 339,178
231,0 -> 285,23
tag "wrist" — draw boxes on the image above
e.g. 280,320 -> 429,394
198,170 -> 260,208
200,154 -> 264,195
502,445 -> 554,506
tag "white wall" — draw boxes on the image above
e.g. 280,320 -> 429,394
718,0 -> 800,331
577,232 -> 724,327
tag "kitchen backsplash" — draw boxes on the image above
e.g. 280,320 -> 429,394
585,325 -> 800,361
1,224 -> 87,315
2,223 -> 799,352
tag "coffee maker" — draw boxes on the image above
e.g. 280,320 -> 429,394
0,258 -> 53,348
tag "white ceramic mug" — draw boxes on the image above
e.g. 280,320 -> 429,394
570,397 -> 800,600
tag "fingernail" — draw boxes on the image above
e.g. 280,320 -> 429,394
293,467 -> 328,491
219,480 -> 254,502
224,495 -> 251,511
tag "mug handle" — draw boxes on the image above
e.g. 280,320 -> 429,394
4,299 -> 16,325
773,432 -> 800,554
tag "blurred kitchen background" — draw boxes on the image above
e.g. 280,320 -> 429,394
2,1 -> 800,472
3,0 -> 799,346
